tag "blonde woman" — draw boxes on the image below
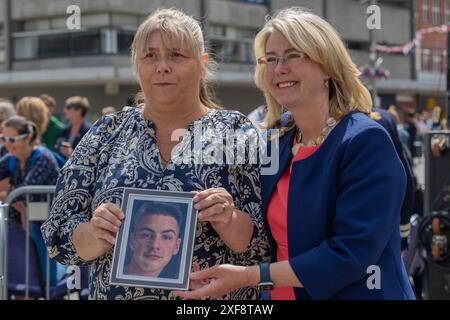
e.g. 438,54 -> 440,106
41,8 -> 269,300
176,7 -> 415,300
16,96 -> 49,143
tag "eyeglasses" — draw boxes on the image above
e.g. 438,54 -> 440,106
257,51 -> 306,68
0,133 -> 29,144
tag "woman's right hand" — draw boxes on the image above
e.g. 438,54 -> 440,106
90,203 -> 124,246
74,203 -> 124,261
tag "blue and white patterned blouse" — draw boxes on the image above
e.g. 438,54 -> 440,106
41,106 -> 270,300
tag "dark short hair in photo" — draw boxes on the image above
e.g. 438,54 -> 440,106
132,202 -> 184,234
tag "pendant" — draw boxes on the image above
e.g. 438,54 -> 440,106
291,143 -> 301,156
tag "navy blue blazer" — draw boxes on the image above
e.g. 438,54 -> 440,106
373,108 -> 415,250
261,112 -> 415,300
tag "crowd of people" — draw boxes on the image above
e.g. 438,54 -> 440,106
0,94 -> 101,297
1,6 -> 448,300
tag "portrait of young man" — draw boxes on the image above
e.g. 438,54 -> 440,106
124,202 -> 184,279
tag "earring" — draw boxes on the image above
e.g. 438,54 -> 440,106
324,80 -> 329,89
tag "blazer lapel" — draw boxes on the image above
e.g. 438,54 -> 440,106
261,128 -> 295,217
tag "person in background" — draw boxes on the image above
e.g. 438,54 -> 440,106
56,96 -> 92,159
441,118 -> 448,131
0,98 -> 17,158
0,98 -> 16,193
16,97 -> 49,144
388,105 -> 410,151
423,109 -> 434,131
370,107 -> 415,251
0,116 -> 61,288
101,106 -> 117,116
40,94 -> 64,152
405,111 -> 419,156
126,94 -> 137,108
431,106 -> 442,130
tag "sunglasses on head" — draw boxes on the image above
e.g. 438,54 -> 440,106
0,133 -> 29,144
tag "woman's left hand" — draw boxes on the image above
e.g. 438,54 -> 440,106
194,188 -> 235,231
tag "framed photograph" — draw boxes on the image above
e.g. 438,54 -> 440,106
110,188 -> 198,290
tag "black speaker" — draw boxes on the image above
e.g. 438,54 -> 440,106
423,131 -> 450,299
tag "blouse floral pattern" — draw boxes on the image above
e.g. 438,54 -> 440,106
41,106 -> 270,300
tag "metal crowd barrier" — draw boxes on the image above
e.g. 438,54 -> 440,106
0,203 -> 7,300
1,185 -> 57,300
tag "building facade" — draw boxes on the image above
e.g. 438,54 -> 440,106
0,0 -> 415,120
416,0 -> 449,113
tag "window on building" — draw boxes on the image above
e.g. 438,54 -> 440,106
208,24 -> 256,64
50,17 -> 69,30
433,48 -> 443,72
209,25 -> 227,37
445,0 -> 450,22
22,13 -> 133,31
38,34 -> 70,58
11,13 -> 140,60
71,32 -> 102,55
117,30 -> 134,54
24,19 -> 51,31
14,36 -> 39,60
112,14 -> 139,28
83,13 -> 111,28
423,0 -> 430,23
235,0 -> 267,4
423,48 -> 431,71
432,0 -> 441,24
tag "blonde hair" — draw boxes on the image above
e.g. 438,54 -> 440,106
387,105 -> 401,124
131,8 -> 221,109
254,7 -> 372,128
16,97 -> 49,136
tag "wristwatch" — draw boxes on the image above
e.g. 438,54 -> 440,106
258,262 -> 274,291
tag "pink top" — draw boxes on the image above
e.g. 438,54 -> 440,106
267,137 -> 320,300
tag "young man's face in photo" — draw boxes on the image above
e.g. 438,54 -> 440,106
129,213 -> 181,277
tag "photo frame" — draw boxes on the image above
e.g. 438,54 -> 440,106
110,188 -> 198,290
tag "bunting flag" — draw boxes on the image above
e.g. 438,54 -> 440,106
376,23 -> 450,55
360,64 -> 390,79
